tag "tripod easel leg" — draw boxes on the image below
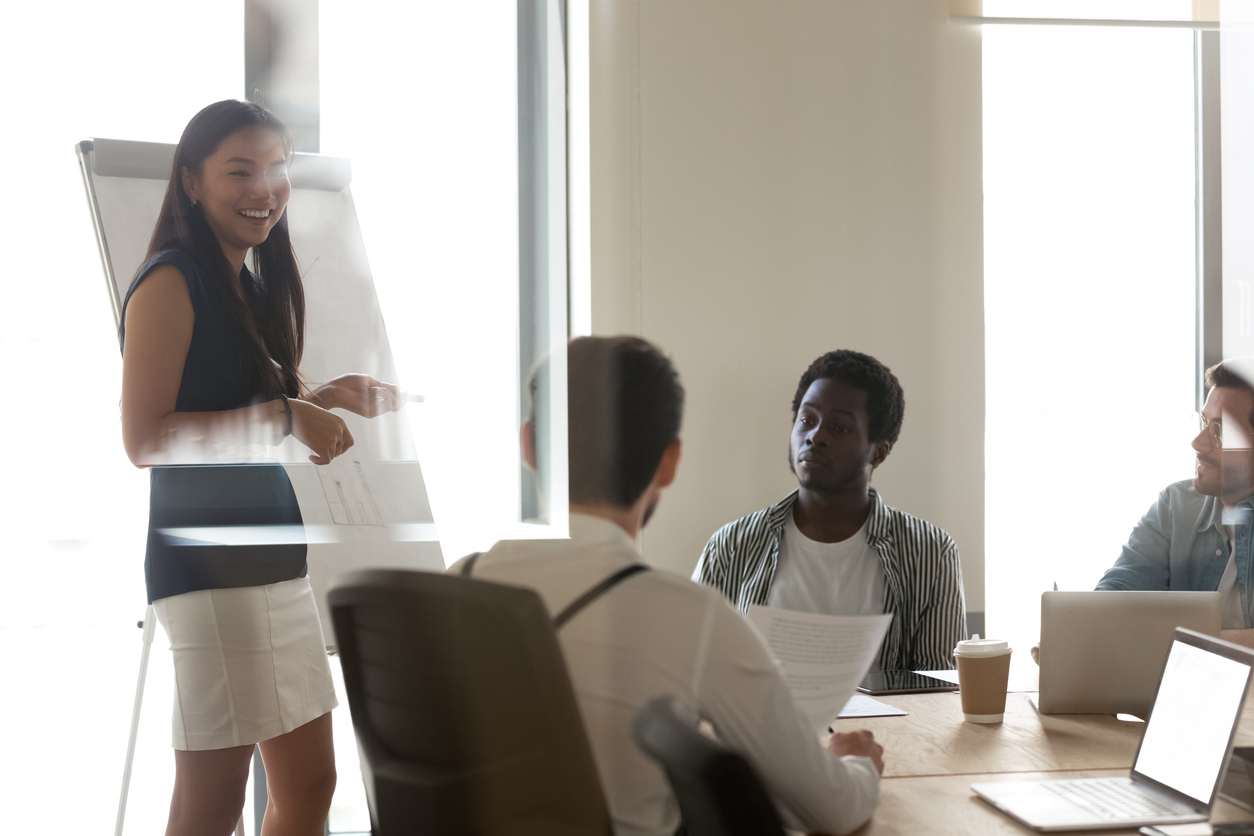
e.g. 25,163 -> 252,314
115,605 -> 156,836
253,745 -> 268,834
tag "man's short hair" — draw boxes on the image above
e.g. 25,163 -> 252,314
1206,359 -> 1254,394
1206,359 -> 1254,428
563,336 -> 685,507
791,349 -> 905,447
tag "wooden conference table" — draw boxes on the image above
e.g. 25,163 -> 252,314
829,687 -> 1254,835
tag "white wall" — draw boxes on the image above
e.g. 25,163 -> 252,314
589,0 -> 986,615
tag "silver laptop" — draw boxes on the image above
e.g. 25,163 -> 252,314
1039,591 -> 1221,717
974,628 -> 1254,831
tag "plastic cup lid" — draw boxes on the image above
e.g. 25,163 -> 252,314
954,637 -> 1011,657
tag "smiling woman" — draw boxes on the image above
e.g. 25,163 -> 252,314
183,128 -> 292,265
118,99 -> 403,836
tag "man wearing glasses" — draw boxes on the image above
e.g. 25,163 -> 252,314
1097,359 -> 1254,647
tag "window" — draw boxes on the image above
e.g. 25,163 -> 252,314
983,24 -> 1199,651
322,0 -> 571,557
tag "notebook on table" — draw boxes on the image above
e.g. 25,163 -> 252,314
973,628 -> 1254,831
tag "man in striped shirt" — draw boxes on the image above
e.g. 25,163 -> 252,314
693,349 -> 967,671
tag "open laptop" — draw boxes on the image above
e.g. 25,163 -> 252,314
973,628 -> 1254,831
1039,591 -> 1221,717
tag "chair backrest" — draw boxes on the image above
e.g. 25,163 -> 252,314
633,696 -> 787,836
329,568 -> 613,836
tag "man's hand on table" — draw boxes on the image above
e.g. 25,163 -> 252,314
1222,628 -> 1254,649
828,729 -> 884,775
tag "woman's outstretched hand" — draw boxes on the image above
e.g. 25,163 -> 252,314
309,374 -> 402,419
290,398 -> 355,464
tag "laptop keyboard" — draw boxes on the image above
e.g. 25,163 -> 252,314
1043,779 -> 1185,821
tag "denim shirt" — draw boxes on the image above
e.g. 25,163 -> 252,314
1095,479 -> 1253,628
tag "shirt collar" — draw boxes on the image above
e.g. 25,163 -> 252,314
568,512 -> 643,556
1196,489 -> 1226,533
768,487 -> 891,546
863,488 -> 892,547
1189,486 -> 1254,532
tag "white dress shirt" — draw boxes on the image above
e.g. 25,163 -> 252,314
450,514 -> 880,836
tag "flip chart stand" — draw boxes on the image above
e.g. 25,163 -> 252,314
114,606 -> 154,836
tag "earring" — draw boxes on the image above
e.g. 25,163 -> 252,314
190,198 -> 197,206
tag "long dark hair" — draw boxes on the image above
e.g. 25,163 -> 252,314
145,99 -> 305,399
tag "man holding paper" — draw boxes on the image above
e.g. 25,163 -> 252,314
450,337 -> 883,836
693,349 -> 967,671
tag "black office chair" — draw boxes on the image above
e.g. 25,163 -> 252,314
329,568 -> 613,836
633,696 -> 787,836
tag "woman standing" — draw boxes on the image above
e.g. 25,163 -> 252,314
120,99 -> 398,835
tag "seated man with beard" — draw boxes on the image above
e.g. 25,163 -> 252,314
1098,359 -> 1254,647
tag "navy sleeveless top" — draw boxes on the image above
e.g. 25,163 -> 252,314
120,249 -> 306,603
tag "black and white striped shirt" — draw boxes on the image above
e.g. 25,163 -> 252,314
692,489 -> 967,671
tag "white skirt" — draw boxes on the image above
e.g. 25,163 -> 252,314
154,576 -> 339,751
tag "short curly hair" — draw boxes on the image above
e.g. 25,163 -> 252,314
791,350 -> 905,446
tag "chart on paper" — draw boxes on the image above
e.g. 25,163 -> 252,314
318,459 -> 385,526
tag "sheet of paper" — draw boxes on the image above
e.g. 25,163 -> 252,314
747,605 -> 892,733
285,459 -> 436,532
317,459 -> 385,526
837,693 -> 907,719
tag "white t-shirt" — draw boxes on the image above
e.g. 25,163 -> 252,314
767,510 -> 887,618
1219,524 -> 1243,629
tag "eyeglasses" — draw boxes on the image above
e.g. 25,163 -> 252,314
1196,412 -> 1224,447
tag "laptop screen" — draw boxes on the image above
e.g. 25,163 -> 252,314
1133,637 -> 1251,804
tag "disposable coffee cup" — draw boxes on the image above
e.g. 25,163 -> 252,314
954,636 -> 1012,723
